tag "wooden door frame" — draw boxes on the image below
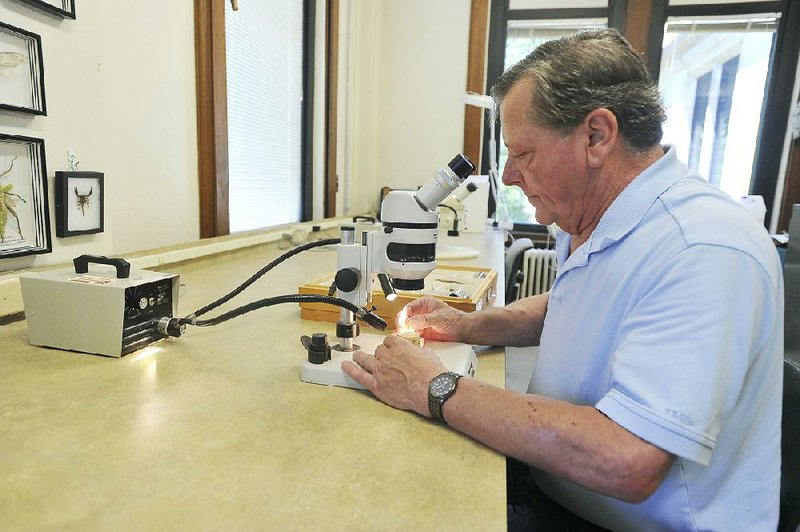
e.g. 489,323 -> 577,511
195,0 -> 230,238
325,0 -> 339,218
463,0 -> 490,174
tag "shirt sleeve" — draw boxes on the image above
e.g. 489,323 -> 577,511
595,244 -> 777,465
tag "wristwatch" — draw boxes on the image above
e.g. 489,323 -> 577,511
428,371 -> 462,424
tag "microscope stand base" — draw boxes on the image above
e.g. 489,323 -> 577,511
300,333 -> 478,390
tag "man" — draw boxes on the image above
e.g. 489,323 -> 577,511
342,29 -> 783,531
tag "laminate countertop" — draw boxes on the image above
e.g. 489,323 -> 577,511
0,231 -> 507,530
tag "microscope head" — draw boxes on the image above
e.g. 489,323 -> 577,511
374,154 -> 474,290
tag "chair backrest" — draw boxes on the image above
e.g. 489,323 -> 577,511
780,356 -> 800,532
780,205 -> 800,531
786,205 -> 800,359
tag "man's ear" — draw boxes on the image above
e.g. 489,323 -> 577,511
584,108 -> 618,168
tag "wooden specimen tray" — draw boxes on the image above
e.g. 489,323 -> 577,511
298,265 -> 497,328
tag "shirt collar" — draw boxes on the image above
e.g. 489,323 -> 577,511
557,145 -> 689,268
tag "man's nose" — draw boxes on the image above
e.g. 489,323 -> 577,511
502,158 -> 520,186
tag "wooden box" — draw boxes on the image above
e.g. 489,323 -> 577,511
298,265 -> 497,329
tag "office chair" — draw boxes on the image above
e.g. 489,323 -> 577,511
781,356 -> 800,532
780,204 -> 800,532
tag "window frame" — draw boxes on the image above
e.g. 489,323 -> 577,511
648,0 -> 800,229
194,0 -> 316,238
484,0 -> 800,232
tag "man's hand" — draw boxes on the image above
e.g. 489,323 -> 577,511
399,296 -> 467,342
341,334 -> 447,416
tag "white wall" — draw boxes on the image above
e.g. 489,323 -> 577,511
0,0 -> 198,273
343,0 -> 472,216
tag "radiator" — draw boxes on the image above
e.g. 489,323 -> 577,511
519,248 -> 557,299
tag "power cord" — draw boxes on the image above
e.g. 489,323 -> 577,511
153,237 -> 387,337
191,238 -> 340,320
188,294 -> 385,330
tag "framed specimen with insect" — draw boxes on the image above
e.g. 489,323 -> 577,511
0,21 -> 46,115
0,133 -> 51,258
17,0 -> 76,19
54,171 -> 103,237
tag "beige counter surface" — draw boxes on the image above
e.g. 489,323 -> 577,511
0,231 -> 507,530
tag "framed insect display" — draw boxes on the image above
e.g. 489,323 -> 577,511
17,0 -> 76,19
0,134 -> 51,258
0,21 -> 46,115
54,171 -> 103,237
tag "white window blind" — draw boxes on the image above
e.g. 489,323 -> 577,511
225,1 -> 304,232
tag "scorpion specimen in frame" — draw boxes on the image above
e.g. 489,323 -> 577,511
0,156 -> 26,243
75,187 -> 92,215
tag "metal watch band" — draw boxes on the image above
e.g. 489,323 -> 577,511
429,394 -> 445,423
428,372 -> 462,424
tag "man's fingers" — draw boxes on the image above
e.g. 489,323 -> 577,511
403,299 -> 423,316
405,296 -> 437,317
381,335 -> 401,348
352,350 -> 379,373
406,314 -> 429,331
341,360 -> 377,390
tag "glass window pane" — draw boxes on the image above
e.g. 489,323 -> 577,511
225,1 -> 304,233
689,71 -> 712,170
669,0 -> 776,5
709,55 -> 739,186
510,0 -> 607,9
658,13 -> 778,198
498,19 -> 606,226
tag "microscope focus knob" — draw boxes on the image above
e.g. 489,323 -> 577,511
334,268 -> 361,293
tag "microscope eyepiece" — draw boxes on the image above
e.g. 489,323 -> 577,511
414,153 -> 476,211
448,154 -> 475,179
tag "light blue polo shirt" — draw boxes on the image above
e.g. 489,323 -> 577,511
528,146 -> 784,531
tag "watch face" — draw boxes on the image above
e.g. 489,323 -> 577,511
430,373 -> 456,398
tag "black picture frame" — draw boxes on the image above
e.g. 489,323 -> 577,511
54,171 -> 104,237
0,21 -> 46,115
17,0 -> 76,19
0,133 -> 51,258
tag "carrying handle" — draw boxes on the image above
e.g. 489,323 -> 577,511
73,255 -> 131,279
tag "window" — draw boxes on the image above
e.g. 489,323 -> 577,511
225,1 -> 304,232
482,2 -> 800,230
194,0 -> 314,237
496,18 -> 607,226
659,13 -> 778,199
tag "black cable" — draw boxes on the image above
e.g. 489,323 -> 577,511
437,204 -> 459,234
187,237 -> 340,319
183,294 -> 386,330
